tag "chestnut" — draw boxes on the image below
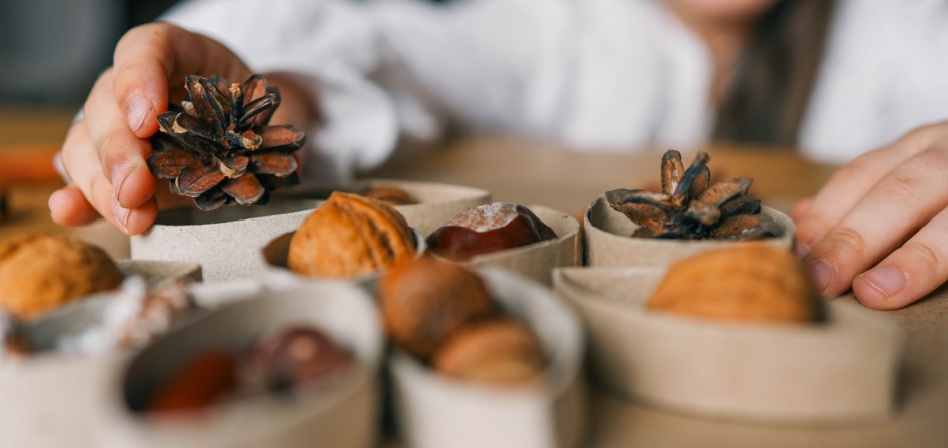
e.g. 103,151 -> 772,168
246,325 -> 352,392
145,350 -> 238,413
432,318 -> 547,386
426,203 -> 557,262
379,255 -> 498,360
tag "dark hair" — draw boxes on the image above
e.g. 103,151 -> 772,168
712,0 -> 836,146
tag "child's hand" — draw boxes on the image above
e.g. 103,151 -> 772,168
795,122 -> 948,310
50,23 -> 254,234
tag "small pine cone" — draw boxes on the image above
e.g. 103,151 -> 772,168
148,74 -> 305,211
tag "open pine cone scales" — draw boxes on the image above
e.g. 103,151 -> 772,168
148,74 -> 305,211
606,150 -> 782,240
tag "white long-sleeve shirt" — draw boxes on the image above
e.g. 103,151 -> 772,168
164,0 -> 948,184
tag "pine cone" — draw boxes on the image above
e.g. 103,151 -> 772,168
148,74 -> 305,211
605,150 -> 782,240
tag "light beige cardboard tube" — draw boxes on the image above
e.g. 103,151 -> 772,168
130,199 -> 320,282
0,260 -> 202,448
584,195 -> 796,267
353,179 -> 491,236
388,268 -> 588,448
132,180 -> 489,282
98,282 -> 383,448
553,266 -> 903,423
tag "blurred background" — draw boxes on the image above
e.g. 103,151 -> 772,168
0,0 -> 180,105
0,0 -> 178,255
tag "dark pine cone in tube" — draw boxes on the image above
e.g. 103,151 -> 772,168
148,74 -> 305,211
606,150 -> 782,240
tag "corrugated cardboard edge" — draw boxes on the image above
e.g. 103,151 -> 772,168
258,229 -> 427,290
355,179 -> 491,236
0,260 -> 204,448
455,205 -> 582,286
98,282 -> 383,448
584,195 -> 796,267
389,268 -> 588,448
552,266 -> 904,423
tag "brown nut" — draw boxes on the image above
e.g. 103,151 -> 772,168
145,350 -> 238,413
427,203 -> 557,262
432,318 -> 547,386
246,325 -> 352,392
647,244 -> 823,323
288,191 -> 416,278
0,234 -> 123,320
379,255 -> 498,360
362,185 -> 418,206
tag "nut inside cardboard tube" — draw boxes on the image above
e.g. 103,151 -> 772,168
388,268 -> 588,448
0,260 -> 202,448
553,267 -> 903,423
434,205 -> 582,286
100,282 -> 382,448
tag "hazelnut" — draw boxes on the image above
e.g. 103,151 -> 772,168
362,185 -> 418,206
0,234 -> 123,320
379,255 -> 498,360
647,244 -> 823,323
246,325 -> 352,392
145,350 -> 238,413
427,203 -> 558,262
432,318 -> 547,386
288,191 -> 416,278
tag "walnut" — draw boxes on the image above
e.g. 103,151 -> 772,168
288,192 -> 417,278
647,244 -> 823,323
0,234 -> 122,320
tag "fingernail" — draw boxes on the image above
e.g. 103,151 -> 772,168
806,258 -> 834,294
861,267 -> 904,301
795,243 -> 810,259
111,200 -> 130,234
112,167 -> 131,203
126,95 -> 152,133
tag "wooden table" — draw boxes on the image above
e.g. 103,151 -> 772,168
2,108 -> 946,447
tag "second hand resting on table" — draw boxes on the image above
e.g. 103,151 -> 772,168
49,24 -> 948,311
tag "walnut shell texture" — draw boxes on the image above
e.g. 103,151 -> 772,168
0,234 -> 123,320
379,255 -> 498,360
288,191 -> 416,278
647,244 -> 823,323
432,318 -> 547,386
